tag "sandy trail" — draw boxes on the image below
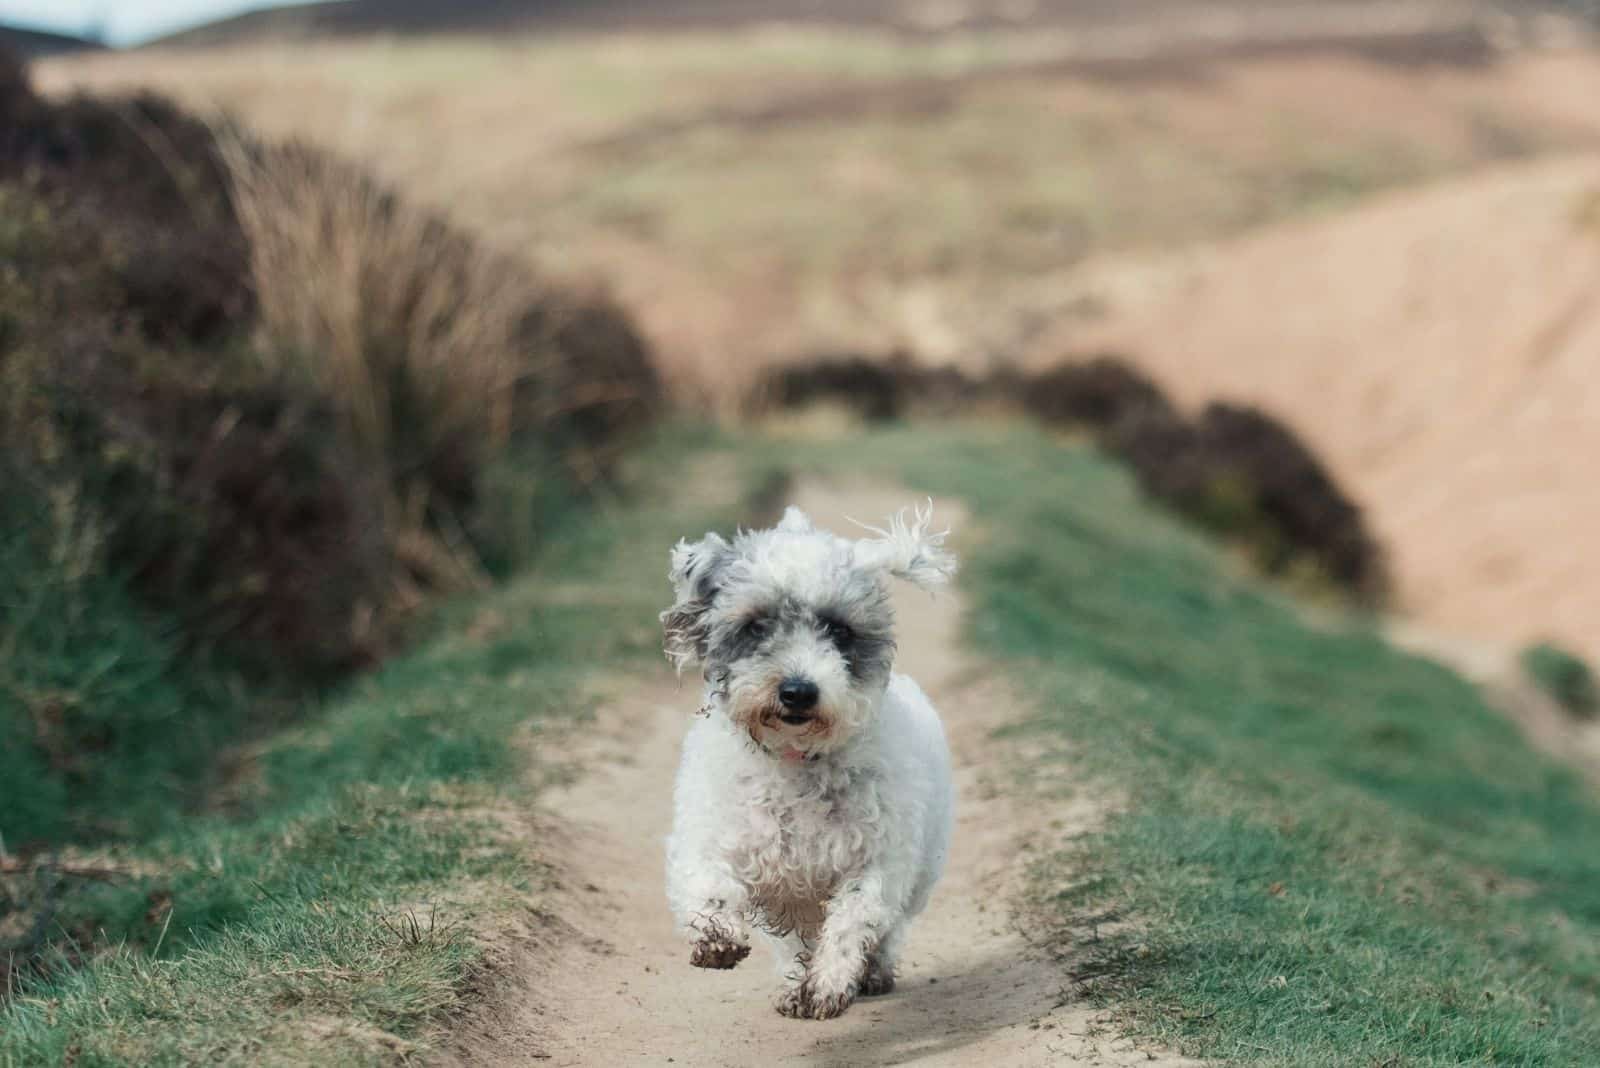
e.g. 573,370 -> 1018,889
450,480 -> 1194,1066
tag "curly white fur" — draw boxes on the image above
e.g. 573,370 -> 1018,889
847,499 -> 958,592
661,503 -> 956,1020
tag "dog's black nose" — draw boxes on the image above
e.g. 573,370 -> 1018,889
778,677 -> 819,717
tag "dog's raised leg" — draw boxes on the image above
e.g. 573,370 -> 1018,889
775,871 -> 900,1019
687,908 -> 752,969
681,883 -> 752,970
670,860 -> 752,970
667,791 -> 754,970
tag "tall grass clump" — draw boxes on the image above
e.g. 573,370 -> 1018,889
1,48 -> 661,854
223,139 -> 660,590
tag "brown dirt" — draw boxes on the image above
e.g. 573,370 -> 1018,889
1032,154 -> 1600,663
443,480 -> 1197,1066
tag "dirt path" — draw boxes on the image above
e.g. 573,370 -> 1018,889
448,480 -> 1195,1066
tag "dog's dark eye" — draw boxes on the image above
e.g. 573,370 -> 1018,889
821,618 -> 856,649
741,616 -> 773,642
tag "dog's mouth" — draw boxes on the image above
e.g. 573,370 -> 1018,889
734,701 -> 834,757
759,706 -> 831,737
721,676 -> 841,758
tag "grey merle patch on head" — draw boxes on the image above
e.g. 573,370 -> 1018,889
660,501 -> 956,691
661,531 -> 734,670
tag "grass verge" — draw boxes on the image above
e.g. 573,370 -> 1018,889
8,420 -> 1596,1064
746,421 -> 1599,1065
0,425 -> 750,1066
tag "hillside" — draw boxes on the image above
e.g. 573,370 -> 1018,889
41,19 -> 1600,667
0,24 -> 101,57
5,425 -> 1597,1064
1043,156 -> 1600,662
152,0 -> 1539,47
12,20 -> 1600,1064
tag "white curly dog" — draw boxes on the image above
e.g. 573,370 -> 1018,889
661,502 -> 956,1020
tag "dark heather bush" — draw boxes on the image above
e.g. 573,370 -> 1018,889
767,354 -> 909,420
515,289 -> 663,463
759,348 -> 1387,600
1191,403 -> 1386,596
0,51 -> 667,874
0,53 -> 252,345
1014,355 -> 1180,431
2,54 -> 661,680
762,351 -> 980,421
1,52 -> 384,677
227,140 -> 660,496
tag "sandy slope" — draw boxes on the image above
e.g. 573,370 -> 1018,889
444,481 -> 1195,1066
1039,155 -> 1600,663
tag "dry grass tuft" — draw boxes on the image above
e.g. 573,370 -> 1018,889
224,139 -> 535,473
220,136 -> 661,592
222,138 -> 531,595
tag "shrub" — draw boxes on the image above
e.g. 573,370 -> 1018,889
761,351 -> 981,421
758,350 -> 1388,600
759,353 -> 911,420
0,51 -> 250,346
3,54 -> 663,678
1,141 -> 391,678
1192,403 -> 1386,596
1,53 -> 663,850
1521,641 -> 1599,720
1014,355 -> 1179,431
3,53 -> 377,675
1062,387 -> 1387,600
221,140 -> 661,575
0,475 -> 250,846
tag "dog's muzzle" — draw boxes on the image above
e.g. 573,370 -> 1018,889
777,677 -> 819,725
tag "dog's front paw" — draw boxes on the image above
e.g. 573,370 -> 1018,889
774,978 -> 857,1020
806,985 -> 857,1020
773,983 -> 808,1018
690,936 -> 751,969
687,913 -> 750,969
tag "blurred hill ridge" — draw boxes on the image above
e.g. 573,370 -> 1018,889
0,23 -> 103,57
154,0 -> 1570,47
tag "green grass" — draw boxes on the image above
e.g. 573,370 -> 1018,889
767,423 -> 1599,1066
0,425 -> 755,1066
0,485 -> 244,845
7,420 -> 1597,1064
1521,642 -> 1599,721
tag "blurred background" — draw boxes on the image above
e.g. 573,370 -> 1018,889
14,0 -> 1600,664
3,0 -> 1599,1062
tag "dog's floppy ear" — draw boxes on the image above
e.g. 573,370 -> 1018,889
852,500 -> 957,592
661,532 -> 733,672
